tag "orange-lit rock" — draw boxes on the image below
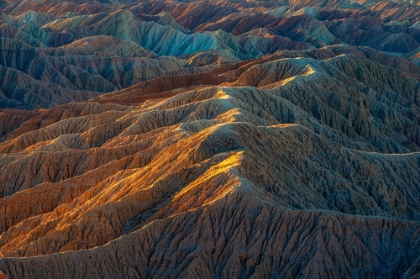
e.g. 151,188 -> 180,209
0,52 -> 419,277
1,0 -> 420,278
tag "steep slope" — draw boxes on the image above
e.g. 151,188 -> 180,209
1,0 -> 420,109
0,53 -> 419,278
0,35 -> 214,109
91,45 -> 420,106
1,1 -> 420,278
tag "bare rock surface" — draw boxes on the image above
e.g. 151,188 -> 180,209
1,0 -> 420,108
1,0 -> 420,278
0,51 -> 419,278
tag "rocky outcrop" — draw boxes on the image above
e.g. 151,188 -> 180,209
1,1 -> 420,278
0,52 -> 419,277
1,192 -> 420,278
1,0 -> 420,109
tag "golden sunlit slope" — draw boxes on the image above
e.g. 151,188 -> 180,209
0,54 -> 419,278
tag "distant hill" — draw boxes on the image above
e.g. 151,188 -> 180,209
0,1 -> 420,278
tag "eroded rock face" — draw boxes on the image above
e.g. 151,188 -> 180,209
1,0 -> 420,278
1,0 -> 420,109
0,52 -> 419,278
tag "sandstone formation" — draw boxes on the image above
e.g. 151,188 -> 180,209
1,0 -> 420,108
0,0 -> 420,278
0,52 -> 419,277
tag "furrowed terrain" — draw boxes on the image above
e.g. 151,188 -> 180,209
0,0 -> 420,278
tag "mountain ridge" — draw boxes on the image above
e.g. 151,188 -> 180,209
0,0 -> 420,278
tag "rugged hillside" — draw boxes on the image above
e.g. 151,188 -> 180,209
0,52 -> 419,278
1,0 -> 420,108
0,0 -> 420,278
